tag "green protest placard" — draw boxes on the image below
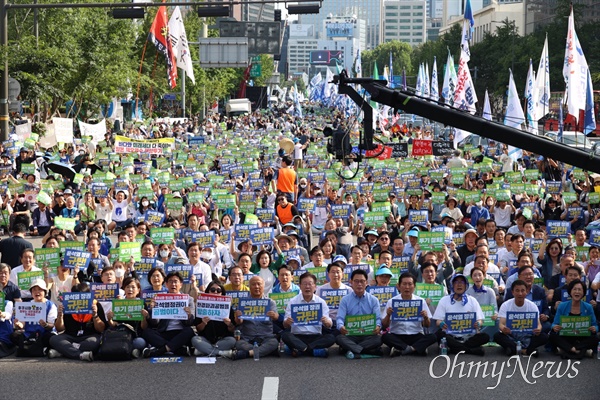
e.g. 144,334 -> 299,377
589,192 -> 600,204
495,190 -> 511,202
112,298 -> 144,321
431,192 -> 446,205
187,191 -> 205,204
35,248 -> 61,274
305,267 -> 327,285
118,242 -> 142,262
345,314 -> 376,336
55,217 -> 76,231
150,227 -> 175,245
363,211 -> 386,227
268,291 -> 299,314
480,305 -> 496,327
164,194 -> 183,209
17,270 -> 44,290
0,292 -> 5,312
59,240 -> 85,253
36,191 -> 52,206
559,315 -> 591,336
213,193 -> 236,209
418,231 -> 445,252
414,283 -> 444,306
370,202 -> 391,213
21,163 -> 36,175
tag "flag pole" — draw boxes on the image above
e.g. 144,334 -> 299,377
135,39 -> 149,121
148,52 -> 159,115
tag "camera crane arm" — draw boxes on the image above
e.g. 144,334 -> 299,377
333,69 -> 600,175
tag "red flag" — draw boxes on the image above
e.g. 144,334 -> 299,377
149,4 -> 177,89
237,64 -> 251,98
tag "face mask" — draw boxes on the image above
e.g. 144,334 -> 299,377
201,251 -> 212,261
142,201 -> 149,207
159,250 -> 170,258
17,197 -> 25,203
115,269 -> 125,278
299,184 -> 307,189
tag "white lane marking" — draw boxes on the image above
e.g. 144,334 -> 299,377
261,377 -> 279,400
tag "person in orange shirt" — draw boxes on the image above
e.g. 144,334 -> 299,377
275,155 -> 298,202
276,195 -> 299,226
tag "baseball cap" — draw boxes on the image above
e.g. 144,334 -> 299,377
332,255 -> 348,265
364,230 -> 379,237
63,189 -> 73,194
407,228 -> 420,238
375,265 -> 393,277
451,274 -> 469,289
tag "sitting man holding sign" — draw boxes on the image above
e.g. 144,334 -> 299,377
433,274 -> 489,356
229,276 -> 279,360
282,272 -> 335,357
494,280 -> 548,356
336,269 -> 383,359
382,272 -> 437,356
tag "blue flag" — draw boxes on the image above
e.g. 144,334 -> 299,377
584,70 -> 596,135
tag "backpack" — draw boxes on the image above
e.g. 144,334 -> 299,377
96,325 -> 134,361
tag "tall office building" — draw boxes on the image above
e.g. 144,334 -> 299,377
300,1 -> 381,49
381,1 -> 427,45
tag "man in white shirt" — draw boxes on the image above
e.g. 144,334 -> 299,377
381,272 -> 437,356
433,274 -> 489,356
186,243 -> 211,293
282,272 -> 335,357
493,279 -> 548,356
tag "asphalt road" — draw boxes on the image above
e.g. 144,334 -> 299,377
1,347 -> 598,400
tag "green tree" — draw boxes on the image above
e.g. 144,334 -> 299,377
361,41 -> 412,79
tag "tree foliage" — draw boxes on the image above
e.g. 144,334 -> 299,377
361,41 -> 413,78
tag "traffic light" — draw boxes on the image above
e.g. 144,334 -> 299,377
274,9 -> 281,21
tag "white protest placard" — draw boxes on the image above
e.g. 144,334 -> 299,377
78,119 -> 107,144
15,301 -> 46,323
53,117 -> 74,143
196,293 -> 231,321
152,293 -> 189,320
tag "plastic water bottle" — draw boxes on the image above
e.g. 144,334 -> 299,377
440,338 -> 447,355
279,339 -> 285,353
253,342 -> 260,361
516,341 -> 522,355
597,343 -> 600,360
234,329 -> 241,341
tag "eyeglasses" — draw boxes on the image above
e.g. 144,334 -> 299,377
277,198 -> 285,203
380,237 -> 390,241
209,288 -> 222,293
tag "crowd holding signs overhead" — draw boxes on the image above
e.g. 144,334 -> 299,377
0,103 -> 598,363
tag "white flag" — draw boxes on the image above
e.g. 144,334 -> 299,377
563,8 -> 588,122
423,62 -> 430,99
430,57 -> 439,101
534,35 -> 550,120
483,90 -> 492,121
525,59 -> 537,134
442,51 -> 456,105
453,46 -> 477,114
168,7 -> 195,84
504,69 -> 525,161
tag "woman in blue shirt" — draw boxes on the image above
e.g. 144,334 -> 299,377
550,279 -> 598,359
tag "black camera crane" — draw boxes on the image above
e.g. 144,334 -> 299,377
332,69 -> 600,175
